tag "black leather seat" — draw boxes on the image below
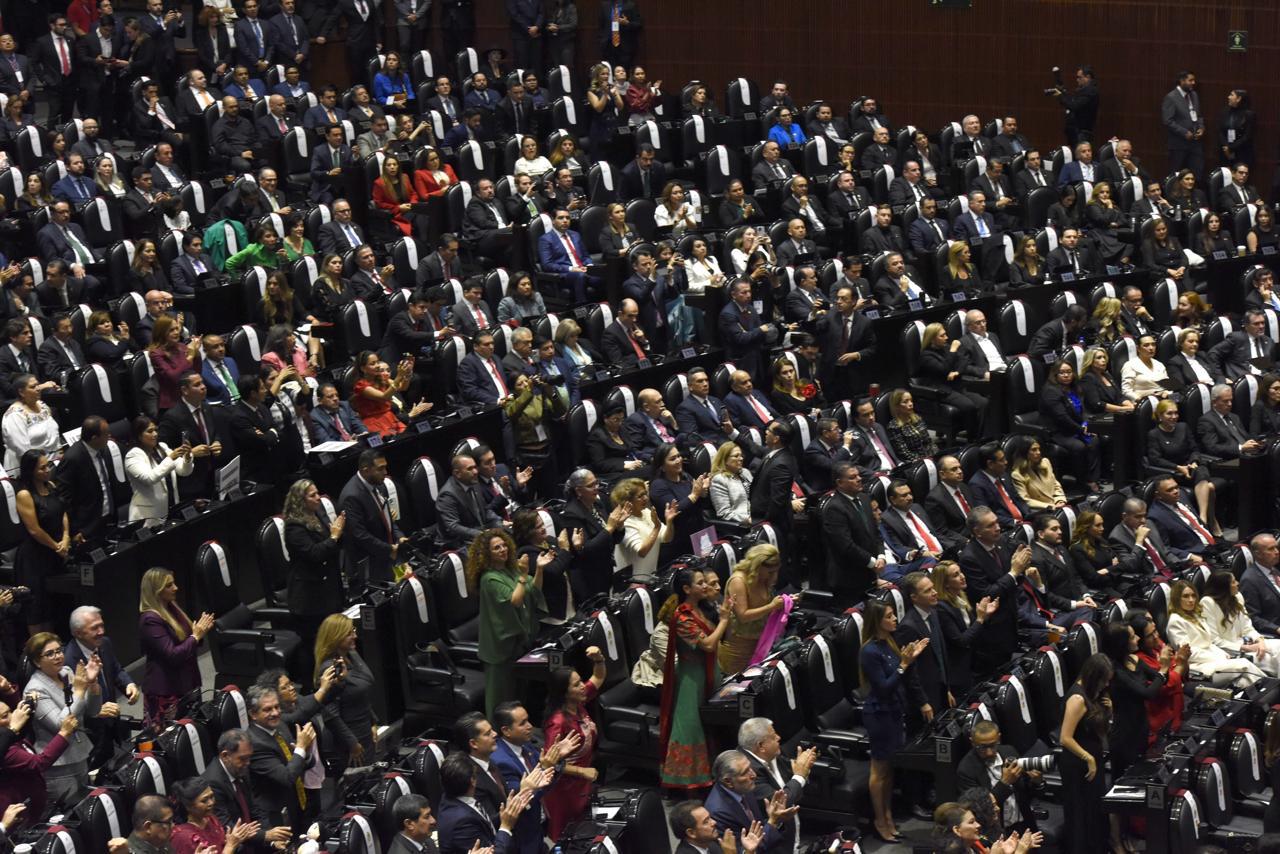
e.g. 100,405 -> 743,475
394,574 -> 485,720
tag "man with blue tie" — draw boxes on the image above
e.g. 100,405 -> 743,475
949,191 -> 1003,281
537,208 -> 600,302
269,0 -> 310,68
464,71 -> 499,113
626,388 -> 679,461
675,368 -> 737,445
233,0 -> 273,76
309,124 -> 353,205
52,153 -> 97,204
169,233 -> 216,295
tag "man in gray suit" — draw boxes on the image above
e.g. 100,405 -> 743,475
1240,533 -> 1280,637
1162,71 -> 1205,181
1108,497 -> 1187,577
737,717 -> 817,854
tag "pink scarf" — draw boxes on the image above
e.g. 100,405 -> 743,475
750,594 -> 795,666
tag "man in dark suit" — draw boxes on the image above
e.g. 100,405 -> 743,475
950,190 -> 1000,244
780,177 -> 833,248
139,0 -> 184,81
621,250 -> 670,355
339,450 -> 408,585
55,416 -> 128,542
269,0 -> 310,67
725,370 -> 779,434
737,718 -> 816,854
599,298 -> 650,366
495,79 -> 534,138
668,801 -> 762,854
955,309 -> 1008,381
1027,303 -> 1087,359
926,455 -> 978,542
175,68 -> 223,131
952,114 -> 989,164
0,33 -> 33,108
65,603 -> 137,767
437,453 -> 504,547
1147,476 -> 1216,560
1163,71 -> 1205,180
169,232 -> 216,295
860,126 -> 897,172
849,96 -> 891,136
212,95 -> 264,174
31,13 -> 79,124
156,373 -> 225,500
0,318 -> 40,396
751,140 -> 795,191
1241,534 -> 1280,636
1106,497 -> 1179,580
619,144 -> 667,201
246,684 -> 319,831
908,197 -> 951,255
704,750 -> 796,854
463,71 -> 499,113
1030,513 -> 1096,609
1054,66 -> 1099,146
626,388 -> 679,462
75,24 -> 124,135
233,0 -> 273,74
387,793 -> 439,854
37,201 -> 101,273
968,444 -> 1032,529
848,397 -> 899,474
1198,383 -> 1264,460
800,417 -> 853,493
1217,163 -> 1264,214
149,142 -> 188,192
959,506 -> 1030,677
309,123 -> 353,205
1043,228 -> 1100,280
1100,138 -> 1150,190
1014,149 -> 1053,197
817,286 -> 876,403
132,80 -> 184,149
971,160 -> 1018,231
462,178 -> 517,262
826,171 -> 871,238
448,279 -> 498,339
989,116 -> 1031,160
782,266 -> 827,325
1119,286 -> 1157,337
337,0 -> 381,76
424,76 -> 463,126
37,312 -> 87,380
859,206 -> 908,257
750,421 -> 804,571
956,721 -> 1043,833
436,752 -> 519,854
776,218 -> 820,267
204,729 -> 292,848
872,251 -> 930,310
350,244 -> 399,303
805,103 -> 848,145
500,327 -> 537,384
537,208 -> 599,303
35,261 -> 86,312
1209,310 -> 1273,380
1055,141 -> 1100,188
311,383 -> 367,442
380,291 -> 435,364
443,108 -> 489,149
123,166 -> 168,239
303,86 -> 348,129
822,462 -> 888,602
889,161 -> 935,208
456,331 -> 512,405
257,94 -> 296,149
227,375 -> 282,486
881,480 -> 948,562
316,199 -> 365,255
675,367 -> 737,445
719,280 -> 774,384
895,571 -> 950,726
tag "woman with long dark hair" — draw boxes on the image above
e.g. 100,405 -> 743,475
350,350 -> 411,437
124,415 -> 192,529
1219,88 -> 1256,167
1058,653 -> 1112,854
1067,510 -> 1124,591
372,154 -> 423,237
542,646 -> 605,839
658,565 -> 732,793
915,323 -> 988,440
14,450 -> 68,633
1165,579 -> 1263,687
511,507 -> 581,626
1038,359 -> 1101,492
1199,570 -> 1280,675
648,444 -> 709,566
1128,610 -> 1189,746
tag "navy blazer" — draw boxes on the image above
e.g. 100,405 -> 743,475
338,472 -> 403,583
457,352 -> 508,405
704,783 -> 783,854
1240,563 -> 1280,636
310,402 -> 368,442
233,16 -> 274,67
1146,498 -> 1211,560
675,393 -> 728,443
268,12 -> 310,64
303,104 -> 349,129
724,390 -> 777,432
908,215 -> 951,254
624,411 -> 675,462
36,222 -> 99,265
800,439 -> 851,494
490,740 -> 544,854
169,253 -> 217,295
63,637 -> 134,703
967,471 -> 1031,528
309,142 -> 354,202
201,356 -> 241,406
950,210 -> 999,242
860,638 -> 925,712
436,797 -> 512,854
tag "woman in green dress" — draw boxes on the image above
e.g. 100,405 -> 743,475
280,212 -> 315,262
224,224 -> 287,274
658,565 -> 734,792
467,527 -> 549,718
718,543 -> 785,674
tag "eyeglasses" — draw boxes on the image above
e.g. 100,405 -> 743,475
41,649 -> 64,659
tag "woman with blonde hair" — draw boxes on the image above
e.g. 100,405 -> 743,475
1084,181 -> 1131,266
885,388 -> 937,463
553,317 -> 601,370
314,612 -> 377,773
1164,579 -> 1263,687
709,441 -> 753,525
915,322 -> 988,440
138,568 -> 214,727
610,477 -> 677,584
718,544 -> 786,674
940,241 -> 982,294
1078,347 -> 1133,415
467,527 -> 549,717
1086,296 -> 1123,346
1147,398 -> 1222,535
931,561 -> 998,697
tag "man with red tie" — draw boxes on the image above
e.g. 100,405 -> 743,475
600,298 -> 650,366
718,279 -> 774,384
202,729 -> 293,849
456,331 -> 513,407
449,278 -> 498,339
880,480 -> 945,569
1147,476 -> 1216,561
724,370 -> 778,433
967,443 -> 1031,530
32,14 -> 79,124
625,388 -> 679,462
926,455 -> 979,542
1108,497 -> 1183,578
536,208 -> 601,303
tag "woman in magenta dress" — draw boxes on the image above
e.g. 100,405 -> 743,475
171,777 -> 258,854
349,350 -> 410,438
542,645 -> 607,839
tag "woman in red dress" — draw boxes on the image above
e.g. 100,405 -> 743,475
349,350 -> 410,437
412,148 -> 458,198
171,777 -> 258,854
372,154 -> 422,237
1131,611 -> 1189,744
542,646 -> 607,839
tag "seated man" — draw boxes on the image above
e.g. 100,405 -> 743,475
1014,149 -> 1053,197
462,178 -> 517,262
956,721 -> 1045,835
800,417 -> 854,494
989,116 -> 1031,160
317,199 -> 367,255
456,331 -> 512,405
1101,138 -> 1149,188
859,206 -> 908,257
1209,310 -> 1274,380
675,367 -> 736,445
908,197 -> 951,255
311,382 -> 367,442
1056,141 -> 1098,187
625,388 -> 679,462
1197,382 -> 1263,457
64,605 -> 137,767
779,177 -> 832,248
308,123 -> 353,205
51,153 -> 97,203
751,140 -> 795,191
36,201 -> 103,300
775,217 -> 819,267
169,233 -> 217,295
304,85 -> 348,129
860,126 -> 897,171
620,144 -> 667,201
449,278 -> 498,338
872,252 -> 930,311
437,453 -> 504,548
967,443 -> 1031,528
889,160 -> 935,207
1241,533 -> 1280,637
1119,285 -> 1159,337
601,298 -> 651,366
1217,163 -> 1264,213
1109,496 -> 1185,576
949,191 -> 1000,243
971,159 -> 1018,232
1027,304 -> 1087,359
879,479 -> 947,566
37,311 -> 86,380
211,95 -> 263,174
1029,513 -> 1097,606
621,251 -> 668,355
1146,476 -> 1217,560
925,455 -> 979,541
724,370 -> 778,433
537,208 -> 600,303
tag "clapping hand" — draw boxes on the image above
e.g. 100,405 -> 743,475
663,499 -> 680,524
764,790 -> 799,825
192,612 -> 216,641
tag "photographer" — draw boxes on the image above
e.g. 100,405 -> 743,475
956,721 -> 1045,836
0,694 -> 79,825
503,372 -> 568,501
1047,66 -> 1099,146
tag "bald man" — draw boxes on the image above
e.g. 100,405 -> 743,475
257,94 -> 296,142
601,298 -> 651,365
626,387 -> 678,461
725,370 -> 779,433
211,95 -> 262,173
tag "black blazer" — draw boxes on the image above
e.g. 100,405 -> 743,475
586,426 -> 635,476
598,225 -> 641,258
247,724 -> 309,825
561,497 -> 621,601
619,159 -> 667,200
202,758 -> 269,834
935,599 -> 987,694
1166,352 -> 1222,388
820,490 -> 880,594
896,606 -> 948,712
1146,422 -> 1204,474
750,449 -> 797,530
338,473 -> 403,582
158,400 -> 226,500
925,481 -> 977,539
1196,409 -> 1252,458
284,518 -> 345,617
957,539 -> 1020,667
194,25 -> 231,75
1039,383 -> 1088,438
1078,371 -> 1125,415
56,440 -> 128,540
956,743 -> 1038,828
914,346 -> 965,393
228,400 -> 281,483
1252,403 -> 1280,437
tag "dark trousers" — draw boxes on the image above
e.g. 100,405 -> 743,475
1053,433 -> 1101,484
441,6 -> 474,62
1168,145 -> 1205,183
510,29 -> 541,72
46,74 -> 78,124
396,23 -> 429,55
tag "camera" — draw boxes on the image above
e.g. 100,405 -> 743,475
1044,65 -> 1064,96
1015,754 -> 1055,773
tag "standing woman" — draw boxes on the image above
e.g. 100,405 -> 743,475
469,528 -> 548,718
718,544 -> 785,674
860,598 -> 929,844
124,415 -> 193,529
503,373 -> 568,499
14,450 -> 69,634
658,566 -> 733,793
351,350 -> 410,437
314,613 -> 378,775
22,632 -> 101,808
1129,611 -> 1189,746
148,315 -> 201,411
282,478 -> 346,671
1038,359 -> 1101,492
1058,653 -> 1113,854
511,508 -> 581,627
585,63 -> 623,157
610,477 -> 676,584
3,375 -> 62,475
138,568 -> 215,728
542,648 -> 605,839
1099,622 -> 1168,796
931,561 -> 998,699
648,444 -> 710,566
1219,89 -> 1255,167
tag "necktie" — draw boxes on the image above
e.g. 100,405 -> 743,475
17,351 -> 28,372
343,224 -> 358,247
931,220 -> 944,242
839,316 -> 851,351
57,38 -> 70,75
63,227 -> 93,265
62,340 -> 79,368
975,214 -> 989,238
333,412 -> 351,441
287,14 -> 298,43
628,328 -> 645,359
156,103 -> 175,130
1222,413 -> 1246,444
1035,172 -> 1044,186
486,359 -> 508,395
1174,503 -> 1214,545
469,486 -> 487,527
326,108 -> 337,123
372,485 -> 393,541
252,20 -> 263,56
641,169 -> 650,197
1069,250 -> 1080,273
216,361 -> 239,402
278,116 -> 288,133
747,394 -> 771,425
865,428 -> 894,469
232,780 -> 251,822
993,478 -> 1023,523
356,0 -> 368,18
443,99 -> 454,118
953,487 -> 971,514
771,162 -> 783,179
907,511 -> 941,553
76,179 -> 88,202
273,732 -> 308,809
95,450 -> 113,514
194,407 -> 209,442
332,147 -> 341,168
473,305 -> 487,328
192,257 -> 206,274
561,233 -> 584,266
652,417 -> 673,442
1144,539 -> 1169,576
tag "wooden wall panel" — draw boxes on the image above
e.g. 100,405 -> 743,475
472,0 -> 1280,191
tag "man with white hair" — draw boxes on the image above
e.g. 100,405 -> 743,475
64,605 -> 138,766
704,749 -> 799,854
737,718 -> 817,854
626,388 -> 678,461
1241,533 -> 1280,636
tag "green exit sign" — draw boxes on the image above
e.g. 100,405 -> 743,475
930,0 -> 973,6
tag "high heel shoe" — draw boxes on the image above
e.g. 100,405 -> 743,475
871,826 -> 902,843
